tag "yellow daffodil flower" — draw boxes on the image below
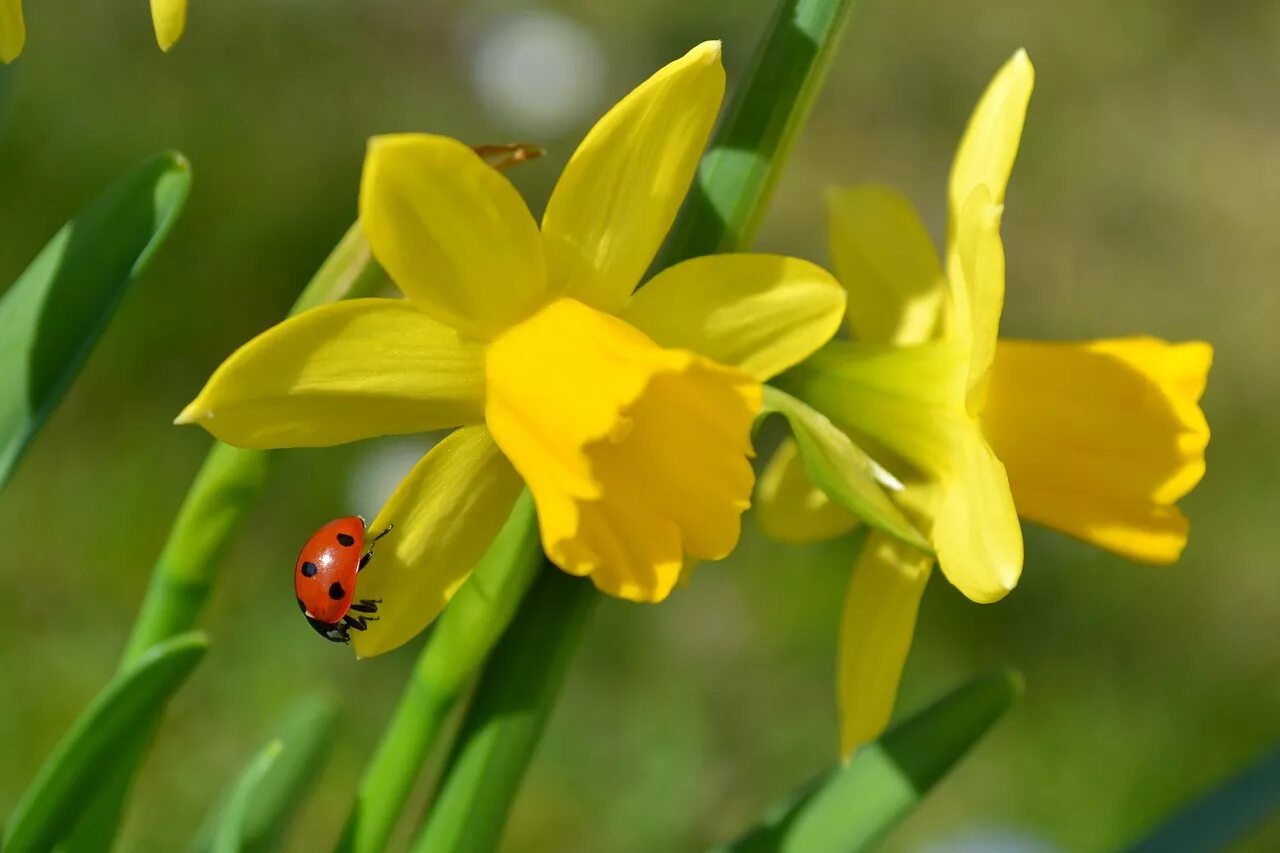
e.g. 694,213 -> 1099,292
0,0 -> 185,63
758,49 -> 1212,756
177,42 -> 847,657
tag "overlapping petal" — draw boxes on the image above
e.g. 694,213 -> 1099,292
175,299 -> 486,448
351,426 -> 524,658
950,185 -> 1007,408
827,186 -> 946,346
983,337 -> 1212,563
151,0 -> 186,51
620,254 -> 845,381
755,437 -> 858,544
360,134 -> 547,339
541,41 -> 725,313
947,49 -> 1034,225
837,532 -> 932,756
0,0 -> 23,63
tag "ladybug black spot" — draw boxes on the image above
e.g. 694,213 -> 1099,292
329,581 -> 346,600
337,533 -> 356,547
301,561 -> 318,578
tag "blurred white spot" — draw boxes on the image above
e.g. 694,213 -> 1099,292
470,11 -> 606,136
346,435 -> 439,516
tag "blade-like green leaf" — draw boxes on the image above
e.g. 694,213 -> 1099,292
1127,743 -> 1280,853
715,670 -> 1022,853
762,386 -> 930,552
209,740 -> 285,853
2,632 -> 209,852
0,152 -> 191,491
191,695 -> 340,853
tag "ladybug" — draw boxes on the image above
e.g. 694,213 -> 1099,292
294,516 -> 392,644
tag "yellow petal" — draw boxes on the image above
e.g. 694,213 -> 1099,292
827,186 -> 946,346
541,41 -> 725,313
360,134 -> 546,340
176,299 -> 485,448
486,297 -> 760,602
949,185 -> 1006,409
948,49 -> 1034,224
0,0 -> 24,63
351,426 -> 524,657
838,533 -> 932,756
983,337 -> 1212,563
755,437 -> 859,544
931,421 -> 1023,603
151,0 -> 186,51
620,254 -> 845,381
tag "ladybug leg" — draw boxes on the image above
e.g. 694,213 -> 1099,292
349,599 -> 380,615
304,613 -> 350,644
342,614 -> 377,631
372,523 -> 394,543
357,525 -> 395,573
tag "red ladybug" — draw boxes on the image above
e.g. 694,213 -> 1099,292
294,516 -> 392,644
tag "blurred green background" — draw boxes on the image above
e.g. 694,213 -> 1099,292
2,0 -> 1277,849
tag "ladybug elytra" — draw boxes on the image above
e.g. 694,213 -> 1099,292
294,516 -> 392,644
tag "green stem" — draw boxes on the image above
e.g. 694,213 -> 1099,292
412,566 -> 599,853
336,493 -> 545,853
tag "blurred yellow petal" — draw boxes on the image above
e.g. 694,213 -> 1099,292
948,49 -> 1034,223
620,254 -> 845,381
774,339 -> 969,478
838,533 -> 932,756
827,186 -> 946,346
542,41 -> 725,313
151,0 -> 186,51
176,299 -> 485,448
932,422 -> 1023,603
949,185 -> 1006,409
0,0 -> 23,63
360,134 -> 546,339
983,337 -> 1212,563
351,426 -> 523,658
756,437 -> 858,543
486,298 -> 759,602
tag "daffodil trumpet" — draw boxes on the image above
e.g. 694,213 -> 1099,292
177,41 -> 847,658
757,48 -> 1212,756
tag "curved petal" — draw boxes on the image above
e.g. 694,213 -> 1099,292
827,186 -> 945,346
949,185 -> 1006,409
932,422 -> 1023,603
620,254 -> 845,380
542,41 -> 725,313
755,437 -> 859,544
838,533 -> 932,757
948,49 -> 1034,224
176,299 -> 485,448
351,426 -> 524,657
0,0 -> 24,64
151,0 -> 186,51
983,337 -> 1212,563
360,134 -> 546,339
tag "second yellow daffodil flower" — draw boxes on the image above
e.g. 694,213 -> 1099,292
178,42 -> 847,658
1,0 -> 186,63
759,49 -> 1212,756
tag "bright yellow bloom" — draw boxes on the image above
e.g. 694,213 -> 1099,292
758,49 -> 1212,755
0,0 -> 185,62
177,42 -> 847,657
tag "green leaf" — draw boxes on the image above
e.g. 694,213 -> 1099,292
0,152 -> 191,492
1127,743 -> 1280,852
658,0 -> 864,262
762,386 -> 931,552
209,741 -> 285,853
191,695 -> 340,853
2,633 -> 209,852
715,671 -> 1022,853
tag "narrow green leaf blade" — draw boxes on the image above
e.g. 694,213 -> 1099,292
210,740 -> 285,853
762,385 -> 930,552
717,670 -> 1022,853
2,632 -> 209,852
0,152 -> 191,491
1127,744 -> 1280,853
191,695 -> 340,853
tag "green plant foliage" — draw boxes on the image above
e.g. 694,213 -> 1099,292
0,152 -> 191,492
762,386 -> 930,551
1,633 -> 209,852
715,671 -> 1023,853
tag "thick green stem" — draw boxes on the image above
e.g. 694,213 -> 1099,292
411,566 -> 599,853
336,493 -> 544,853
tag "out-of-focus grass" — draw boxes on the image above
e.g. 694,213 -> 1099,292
2,1 -> 1278,850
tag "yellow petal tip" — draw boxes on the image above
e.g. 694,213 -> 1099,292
692,40 -> 723,63
173,403 -> 207,425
